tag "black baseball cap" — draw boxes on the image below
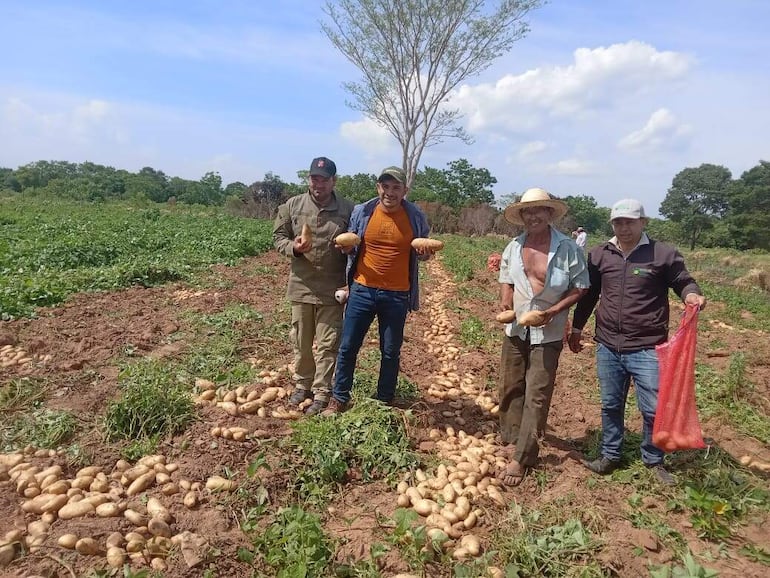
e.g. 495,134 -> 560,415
309,157 -> 337,178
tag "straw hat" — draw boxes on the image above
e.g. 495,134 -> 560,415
504,187 -> 569,225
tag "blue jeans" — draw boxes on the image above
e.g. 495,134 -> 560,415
331,282 -> 410,403
596,344 -> 664,465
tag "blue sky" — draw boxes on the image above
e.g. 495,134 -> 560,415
2,0 -> 768,215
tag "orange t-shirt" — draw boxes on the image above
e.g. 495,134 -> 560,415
354,205 -> 412,291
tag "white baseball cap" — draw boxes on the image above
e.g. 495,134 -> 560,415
610,199 -> 646,221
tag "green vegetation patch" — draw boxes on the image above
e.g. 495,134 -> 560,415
1,408 -> 78,452
494,503 -> 608,577
696,353 -> 770,444
289,399 -> 419,503
241,505 -> 334,577
0,197 -> 273,319
441,235 -> 505,282
103,358 -> 195,445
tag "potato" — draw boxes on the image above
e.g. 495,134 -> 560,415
126,539 -> 144,553
71,475 -> 94,490
183,491 -> 199,509
76,465 -> 101,478
206,475 -> 236,492
0,543 -> 17,566
126,471 -> 155,496
137,454 -> 166,468
495,310 -> 517,324
105,532 -> 125,548
106,546 -> 126,568
335,232 -> 361,248
4,530 -> 23,544
517,310 -> 547,327
57,533 -> 78,549
239,400 -> 262,415
27,520 -> 50,537
460,534 -> 481,556
58,500 -> 95,520
152,483 -> 175,499
413,499 -> 435,516
146,497 -> 169,518
75,537 -> 102,556
148,517 -> 172,538
260,387 -> 280,403
124,508 -> 148,526
96,502 -> 123,518
411,238 -> 445,251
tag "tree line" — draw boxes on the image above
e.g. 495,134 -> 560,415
1,158 -> 767,250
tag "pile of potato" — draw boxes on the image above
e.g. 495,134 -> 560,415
0,451 -> 234,570
422,262 -> 498,421
396,428 -> 509,560
0,344 -> 50,369
194,376 -> 303,426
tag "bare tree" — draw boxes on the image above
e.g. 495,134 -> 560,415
321,0 -> 542,187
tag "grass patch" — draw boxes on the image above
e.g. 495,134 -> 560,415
494,502 -> 608,577
240,505 -> 334,577
460,315 -> 492,349
0,377 -> 48,412
0,197 -> 273,320
103,358 -> 195,451
288,398 -> 419,504
440,235 -> 506,282
1,408 -> 78,451
696,353 -> 770,444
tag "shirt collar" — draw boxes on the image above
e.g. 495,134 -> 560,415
609,232 -> 649,251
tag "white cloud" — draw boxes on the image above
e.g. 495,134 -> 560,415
450,41 -> 693,134
518,140 -> 548,158
618,108 -> 692,151
339,117 -> 395,156
545,158 -> 598,176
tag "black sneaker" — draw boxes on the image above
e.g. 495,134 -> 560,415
305,399 -> 328,416
582,456 -> 621,475
647,463 -> 675,486
289,389 -> 313,406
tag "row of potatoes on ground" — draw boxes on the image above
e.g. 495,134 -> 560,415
0,450 -> 237,570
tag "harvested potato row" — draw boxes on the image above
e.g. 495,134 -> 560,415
420,261 -> 498,426
210,426 -> 250,441
396,428 -> 507,558
0,452 -> 208,571
0,344 -> 51,368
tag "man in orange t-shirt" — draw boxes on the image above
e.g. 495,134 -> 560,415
323,166 -> 437,414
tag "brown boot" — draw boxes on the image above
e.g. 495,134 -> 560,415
320,398 -> 350,416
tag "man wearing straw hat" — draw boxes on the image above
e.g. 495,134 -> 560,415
497,188 -> 589,485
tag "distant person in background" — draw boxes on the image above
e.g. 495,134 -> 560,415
497,188 -> 589,485
569,199 -> 706,485
575,227 -> 588,253
322,166 -> 437,415
273,157 -> 354,416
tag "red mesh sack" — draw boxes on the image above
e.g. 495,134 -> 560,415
652,304 -> 707,452
487,252 -> 502,272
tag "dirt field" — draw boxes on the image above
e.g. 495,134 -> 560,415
1,251 -> 768,577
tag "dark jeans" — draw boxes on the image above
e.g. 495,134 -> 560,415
331,282 -> 410,403
596,343 -> 664,465
499,334 -> 563,466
